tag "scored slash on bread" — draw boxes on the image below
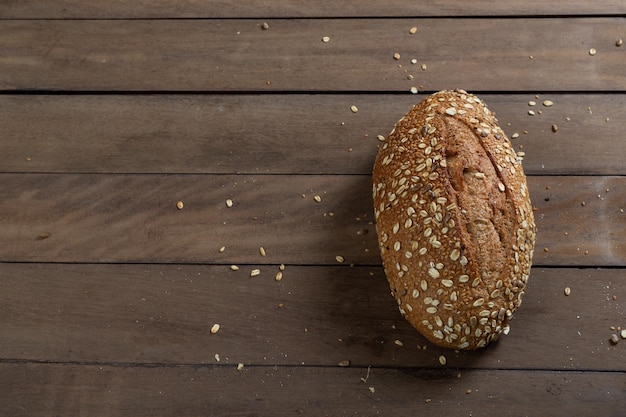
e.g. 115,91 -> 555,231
372,90 -> 536,350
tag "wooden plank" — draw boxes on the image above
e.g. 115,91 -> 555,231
2,0 -> 625,18
1,363 -> 624,417
0,174 -> 623,266
1,264 -> 624,370
2,18 -> 625,92
1,93 -> 624,176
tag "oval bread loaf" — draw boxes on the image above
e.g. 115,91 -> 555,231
372,90 -> 536,350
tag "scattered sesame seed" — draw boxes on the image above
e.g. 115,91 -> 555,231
466,389 -> 472,394
336,255 -> 345,263
394,339 -> 404,346
338,360 -> 350,367
368,387 -> 375,394
314,195 -> 322,203
610,334 -> 619,345
511,132 -> 520,139
176,201 -> 184,210
589,48 -> 597,55
210,323 -> 221,334
219,246 -> 226,253
393,52 -> 401,60
237,363 -> 244,371
250,269 -> 261,277
438,355 -> 447,366
543,100 -> 554,107
377,135 -> 386,141
564,287 -> 571,296
409,26 -> 418,34
261,22 -> 269,30
528,101 -> 536,106
350,105 -> 359,113
225,198 -> 233,208
410,87 -> 418,94
551,124 -> 558,132
621,329 -> 626,339
230,265 -> 240,271
617,38 -> 623,47
275,271 -> 283,281
528,110 -> 535,116
259,246 -> 267,257
279,263 -> 285,271
322,36 -> 330,43
411,58 -> 417,64
421,63 -> 427,71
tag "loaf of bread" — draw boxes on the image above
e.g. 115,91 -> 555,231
372,90 -> 536,350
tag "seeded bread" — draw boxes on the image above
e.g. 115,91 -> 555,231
372,90 -> 536,350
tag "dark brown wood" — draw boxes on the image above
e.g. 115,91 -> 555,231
2,4 -> 624,415
2,18 -> 625,92
1,264 -> 624,370
1,363 -> 624,417
1,93 -> 624,176
0,174 -> 623,266
2,0 -> 625,18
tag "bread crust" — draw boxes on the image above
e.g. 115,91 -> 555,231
372,90 -> 536,350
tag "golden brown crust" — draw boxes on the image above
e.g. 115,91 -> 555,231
372,90 -> 536,350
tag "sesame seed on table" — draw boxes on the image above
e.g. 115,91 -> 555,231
0,1 -> 625,416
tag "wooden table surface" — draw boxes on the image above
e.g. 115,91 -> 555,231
1,2 -> 625,416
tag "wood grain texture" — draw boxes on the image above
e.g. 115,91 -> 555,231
2,4 -> 625,414
2,0 -> 625,18
2,93 -> 624,175
2,18 -> 625,92
1,363 -> 624,417
1,264 -> 624,370
0,174 -> 623,266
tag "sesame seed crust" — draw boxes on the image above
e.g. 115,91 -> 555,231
372,90 -> 536,350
